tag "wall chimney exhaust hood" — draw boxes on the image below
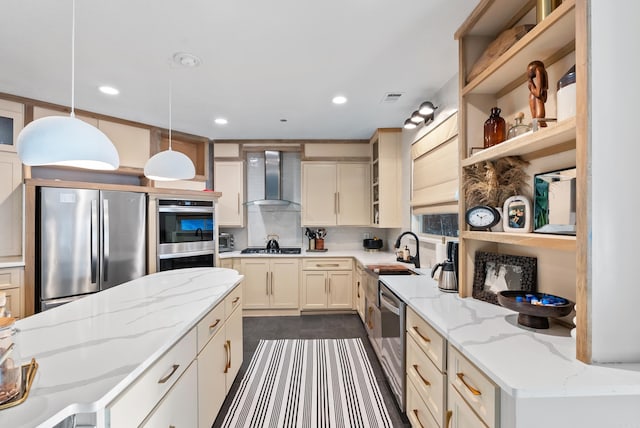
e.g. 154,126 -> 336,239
245,150 -> 300,208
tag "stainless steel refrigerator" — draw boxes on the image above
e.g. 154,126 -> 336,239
37,187 -> 146,311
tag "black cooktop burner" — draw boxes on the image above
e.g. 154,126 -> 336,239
240,247 -> 302,255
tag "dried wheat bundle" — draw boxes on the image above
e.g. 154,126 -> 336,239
463,156 -> 529,207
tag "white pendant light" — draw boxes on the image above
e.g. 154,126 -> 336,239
16,0 -> 119,170
144,78 -> 195,181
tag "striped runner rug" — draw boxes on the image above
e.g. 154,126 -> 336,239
221,338 -> 393,428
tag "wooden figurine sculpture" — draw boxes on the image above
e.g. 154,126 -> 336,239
527,60 -> 548,126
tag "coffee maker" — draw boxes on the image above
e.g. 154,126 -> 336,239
431,241 -> 459,292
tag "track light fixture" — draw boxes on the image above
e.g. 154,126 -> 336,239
402,101 -> 438,130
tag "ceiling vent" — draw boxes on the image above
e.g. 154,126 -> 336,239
381,92 -> 404,103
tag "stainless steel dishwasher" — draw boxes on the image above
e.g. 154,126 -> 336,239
379,282 -> 406,411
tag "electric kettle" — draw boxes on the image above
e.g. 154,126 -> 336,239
431,260 -> 458,293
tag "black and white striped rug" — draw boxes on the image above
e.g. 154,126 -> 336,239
221,338 -> 393,428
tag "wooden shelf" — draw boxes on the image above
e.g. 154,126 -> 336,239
462,0 -> 575,96
461,117 -> 576,166
462,230 -> 575,251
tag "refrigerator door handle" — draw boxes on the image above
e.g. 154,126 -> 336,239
91,200 -> 98,284
103,199 -> 110,283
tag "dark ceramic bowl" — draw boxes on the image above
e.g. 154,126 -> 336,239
498,290 -> 574,329
363,238 -> 383,250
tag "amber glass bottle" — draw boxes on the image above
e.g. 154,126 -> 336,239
484,107 -> 506,148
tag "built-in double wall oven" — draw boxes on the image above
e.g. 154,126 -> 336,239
156,198 -> 215,271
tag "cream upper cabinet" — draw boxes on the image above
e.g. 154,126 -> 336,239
0,152 -> 23,258
371,129 -> 402,228
0,99 -> 24,153
97,119 -> 151,169
302,162 -> 370,226
239,258 -> 299,310
214,161 -> 244,227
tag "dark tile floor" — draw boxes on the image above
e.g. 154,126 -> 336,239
213,314 -> 410,427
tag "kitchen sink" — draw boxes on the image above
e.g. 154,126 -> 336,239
366,264 -> 418,276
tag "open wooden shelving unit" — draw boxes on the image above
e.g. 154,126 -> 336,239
456,0 -> 589,362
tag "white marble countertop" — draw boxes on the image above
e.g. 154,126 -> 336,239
0,267 -> 243,428
380,275 -> 640,399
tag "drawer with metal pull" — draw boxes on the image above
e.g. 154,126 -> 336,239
108,328 -> 196,427
225,284 -> 243,317
407,306 -> 446,372
407,334 -> 446,426
196,301 -> 225,353
407,378 -> 440,428
448,344 -> 499,428
301,258 -> 353,270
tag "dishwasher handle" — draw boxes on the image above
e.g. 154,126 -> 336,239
379,292 -> 401,316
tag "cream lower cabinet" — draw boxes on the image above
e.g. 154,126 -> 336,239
142,362 -> 198,428
0,267 -> 23,318
406,307 -> 447,427
219,258 -> 234,269
301,258 -> 353,310
214,161 -> 245,227
355,263 -> 365,322
301,162 -> 370,226
240,258 -> 299,309
197,286 -> 243,428
106,283 -> 243,428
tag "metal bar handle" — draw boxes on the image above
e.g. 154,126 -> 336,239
224,340 -> 231,373
209,319 -> 221,330
103,199 -> 109,282
446,410 -> 453,428
456,372 -> 482,396
412,364 -> 431,387
237,193 -> 240,214
266,272 -> 269,295
337,192 -> 340,213
380,293 -> 400,316
158,364 -> 180,384
90,200 -> 98,284
316,263 -> 340,267
412,410 -> 425,428
412,326 -> 431,343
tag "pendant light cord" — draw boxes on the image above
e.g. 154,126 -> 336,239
70,0 -> 76,117
169,77 -> 172,151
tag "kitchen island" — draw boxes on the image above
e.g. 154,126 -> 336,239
380,274 -> 640,428
0,267 -> 243,428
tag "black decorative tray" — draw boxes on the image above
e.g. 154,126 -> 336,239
497,291 -> 574,329
0,358 -> 38,410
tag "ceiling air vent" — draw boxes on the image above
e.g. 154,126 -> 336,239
381,92 -> 404,103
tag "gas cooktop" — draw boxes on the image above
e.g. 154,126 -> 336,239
240,247 -> 302,255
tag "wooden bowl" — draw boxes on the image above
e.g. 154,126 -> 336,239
497,290 -> 574,329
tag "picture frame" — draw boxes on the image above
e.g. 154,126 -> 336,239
502,195 -> 532,232
472,251 -> 537,305
533,167 -> 576,235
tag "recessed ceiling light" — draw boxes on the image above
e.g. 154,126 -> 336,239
214,118 -> 228,125
172,52 -> 202,68
99,86 -> 119,95
280,119 -> 288,122
332,95 -> 347,105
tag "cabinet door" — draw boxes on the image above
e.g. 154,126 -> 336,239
447,384 -> 487,428
301,271 -> 328,309
219,258 -> 233,269
225,304 -> 243,389
302,163 -> 337,226
0,268 -> 22,318
0,153 -> 22,258
269,259 -> 299,309
239,259 -> 270,309
337,163 -> 370,226
327,271 -> 353,309
143,362 -> 198,428
197,325 -> 226,428
215,161 -> 245,227
355,269 -> 365,322
0,99 -> 24,153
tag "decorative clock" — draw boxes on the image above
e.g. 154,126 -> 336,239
465,205 -> 501,231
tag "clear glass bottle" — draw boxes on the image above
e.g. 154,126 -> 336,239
0,317 -> 21,405
508,112 -> 532,139
484,107 -> 506,148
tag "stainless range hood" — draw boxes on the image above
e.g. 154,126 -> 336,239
245,150 -> 300,207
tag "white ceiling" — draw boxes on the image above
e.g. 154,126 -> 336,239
1,0 -> 478,140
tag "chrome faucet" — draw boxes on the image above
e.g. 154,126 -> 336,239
394,231 -> 421,268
